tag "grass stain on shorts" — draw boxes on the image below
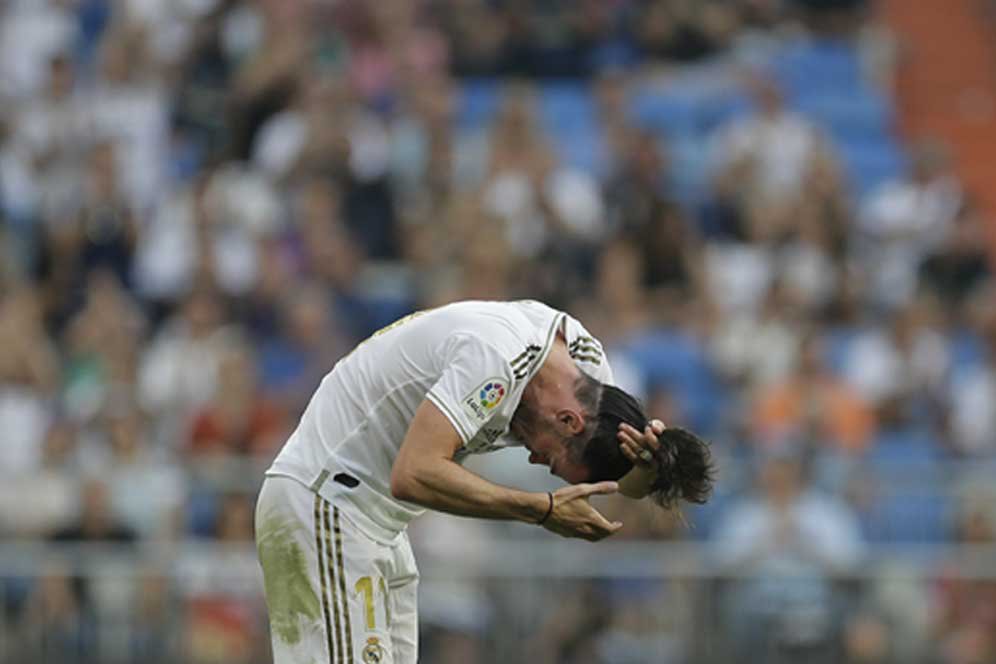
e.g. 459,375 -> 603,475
258,510 -> 322,645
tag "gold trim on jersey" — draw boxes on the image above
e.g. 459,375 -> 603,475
514,314 -> 565,383
314,495 -> 336,664
325,500 -> 345,663
334,507 -> 355,664
569,335 -> 603,365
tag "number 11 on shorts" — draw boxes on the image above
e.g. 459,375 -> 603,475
355,576 -> 390,631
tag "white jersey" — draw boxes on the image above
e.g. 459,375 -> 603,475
267,300 -> 613,541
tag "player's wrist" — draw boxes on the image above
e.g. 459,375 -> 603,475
536,491 -> 554,526
516,491 -> 553,524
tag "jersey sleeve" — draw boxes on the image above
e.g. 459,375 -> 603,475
566,321 -> 615,386
425,334 -> 515,445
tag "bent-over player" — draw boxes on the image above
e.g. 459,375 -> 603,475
255,299 -> 713,664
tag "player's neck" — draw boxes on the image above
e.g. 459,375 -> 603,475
529,337 -> 579,398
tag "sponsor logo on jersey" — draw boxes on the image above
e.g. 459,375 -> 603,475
479,381 -> 506,410
462,378 -> 507,423
362,636 -> 385,663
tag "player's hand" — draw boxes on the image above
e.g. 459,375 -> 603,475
541,481 -> 622,542
617,420 -> 665,499
618,420 -> 665,468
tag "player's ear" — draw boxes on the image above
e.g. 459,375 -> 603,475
557,409 -> 585,435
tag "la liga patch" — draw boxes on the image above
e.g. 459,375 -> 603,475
462,378 -> 508,423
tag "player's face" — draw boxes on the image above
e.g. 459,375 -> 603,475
523,432 -> 590,484
511,396 -> 591,483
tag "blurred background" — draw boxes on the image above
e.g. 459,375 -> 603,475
1,0 -> 996,662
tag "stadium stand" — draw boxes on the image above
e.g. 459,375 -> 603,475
0,1 -> 993,662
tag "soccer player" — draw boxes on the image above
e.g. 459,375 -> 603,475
255,299 -> 712,664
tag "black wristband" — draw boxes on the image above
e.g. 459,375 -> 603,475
537,491 -> 554,526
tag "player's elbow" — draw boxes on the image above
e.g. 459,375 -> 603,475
389,467 -> 419,502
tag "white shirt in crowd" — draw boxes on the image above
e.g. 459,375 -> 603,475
712,110 -> 823,202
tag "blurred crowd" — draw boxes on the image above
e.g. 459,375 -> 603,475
0,0 -> 995,663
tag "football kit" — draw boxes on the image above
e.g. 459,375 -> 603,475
256,300 -> 612,664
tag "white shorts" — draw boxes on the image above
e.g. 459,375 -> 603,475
256,475 -> 419,664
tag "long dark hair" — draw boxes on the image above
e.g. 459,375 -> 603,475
581,384 -> 715,510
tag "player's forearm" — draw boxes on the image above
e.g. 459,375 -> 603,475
390,459 -> 548,524
618,466 -> 656,499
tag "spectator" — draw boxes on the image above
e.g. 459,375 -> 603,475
638,199 -> 704,303
259,285 -> 349,416
778,182 -> 847,314
842,610 -> 897,664
13,565 -> 95,664
712,446 -> 865,662
931,478 -> 996,664
0,421 -> 79,536
633,0 -> 740,63
170,1 -> 242,159
251,72 -> 352,184
0,0 -> 78,100
214,493 -> 256,542
228,0 -> 311,161
35,141 -> 139,328
188,342 -> 287,460
857,141 -> 962,308
0,283 -> 60,474
947,302 -> 996,455
50,477 -> 137,545
440,0 -> 509,77
82,25 -> 169,210
710,74 -> 834,217
389,74 -> 456,206
103,412 -> 187,540
604,125 -> 672,237
842,297 -> 949,411
4,52 -> 86,237
61,271 -> 145,422
711,279 -> 803,391
129,572 -> 181,664
752,331 -> 876,452
138,287 -> 232,433
134,164 -> 276,305
480,86 -> 558,259
918,199 -> 992,311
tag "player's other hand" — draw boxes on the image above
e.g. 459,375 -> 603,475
541,481 -> 622,542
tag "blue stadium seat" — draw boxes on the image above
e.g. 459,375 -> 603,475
620,329 -> 725,435
836,138 -> 908,198
791,91 -> 895,141
948,330 -> 986,376
868,429 -> 943,466
821,327 -> 861,376
698,91 -> 753,136
627,87 -> 701,138
536,83 -> 607,174
775,40 -> 866,95
537,82 -> 598,132
549,127 -> 607,176
860,430 -> 951,543
187,490 -> 221,537
667,135 -> 712,202
456,78 -> 503,130
686,489 -> 737,540
863,489 -> 953,544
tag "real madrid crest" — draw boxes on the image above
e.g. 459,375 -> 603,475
362,636 -> 385,664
